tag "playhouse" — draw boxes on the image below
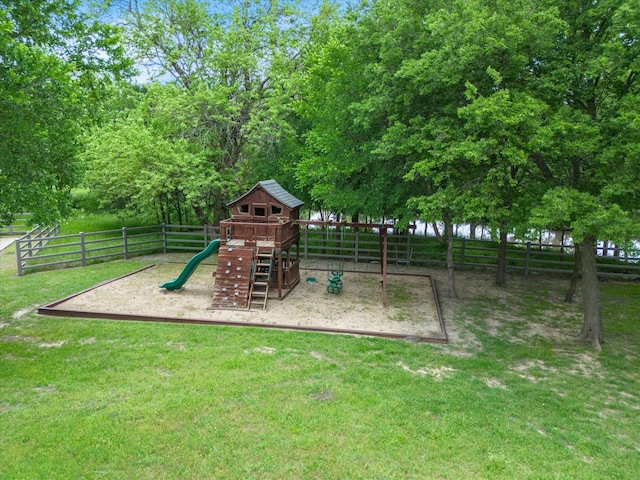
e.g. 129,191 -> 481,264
212,180 -> 304,310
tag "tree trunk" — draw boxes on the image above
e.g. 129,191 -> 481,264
565,243 -> 581,303
469,223 -> 477,240
161,196 -> 171,224
443,214 -> 456,297
576,236 -> 604,349
194,205 -> 210,226
496,225 -> 508,287
175,196 -> 183,225
432,221 -> 443,242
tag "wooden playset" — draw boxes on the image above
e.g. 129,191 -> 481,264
212,180 -> 304,310
158,179 -> 396,311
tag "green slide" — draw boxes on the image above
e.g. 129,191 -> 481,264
159,239 -> 221,291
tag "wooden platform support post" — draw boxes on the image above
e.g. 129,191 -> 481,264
381,228 -> 388,308
278,250 -> 283,300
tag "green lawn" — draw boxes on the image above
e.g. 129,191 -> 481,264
1,242 -> 639,479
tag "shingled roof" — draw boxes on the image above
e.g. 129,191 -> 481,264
228,179 -> 304,209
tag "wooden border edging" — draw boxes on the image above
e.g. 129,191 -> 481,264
431,277 -> 448,341
37,266 -> 448,344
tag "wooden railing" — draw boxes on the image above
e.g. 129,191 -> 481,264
15,224 -> 60,274
219,218 -> 298,247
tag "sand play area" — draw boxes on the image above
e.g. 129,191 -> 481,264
39,255 -> 447,342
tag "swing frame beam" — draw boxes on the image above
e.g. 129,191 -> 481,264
294,220 -> 405,307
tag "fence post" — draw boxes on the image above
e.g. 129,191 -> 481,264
304,228 -> 308,261
355,230 -> 359,264
80,232 -> 86,267
524,241 -> 531,277
16,240 -> 23,276
27,230 -> 33,258
162,224 -> 167,253
122,227 -> 129,259
406,232 -> 412,265
204,225 -> 208,247
459,238 -> 466,269
36,226 -> 42,250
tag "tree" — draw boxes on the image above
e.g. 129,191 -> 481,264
81,86 -> 213,224
0,0 -> 132,226
349,0 -> 560,291
115,0 -> 306,224
295,0 -> 420,225
529,0 -> 640,349
456,81 -> 550,287
387,0 -> 639,343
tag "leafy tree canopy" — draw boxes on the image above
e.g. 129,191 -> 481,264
296,0 -> 639,345
121,1 -> 305,222
0,0 -> 133,226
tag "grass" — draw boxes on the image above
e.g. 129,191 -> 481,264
59,212 -> 158,234
1,240 -> 639,479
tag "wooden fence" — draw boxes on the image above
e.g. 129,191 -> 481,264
16,224 -> 220,276
0,214 -> 33,236
14,224 -> 640,279
300,228 -> 640,279
14,224 -> 61,273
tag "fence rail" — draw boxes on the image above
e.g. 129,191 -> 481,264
0,214 -> 33,236
14,224 -> 640,279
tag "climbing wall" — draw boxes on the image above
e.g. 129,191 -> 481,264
212,246 -> 255,309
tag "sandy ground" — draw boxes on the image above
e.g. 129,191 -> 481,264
45,255 -> 446,341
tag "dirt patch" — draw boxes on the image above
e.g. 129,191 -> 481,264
396,360 -> 456,381
485,378 -> 508,389
38,341 -> 66,348
13,305 -> 38,319
41,257 -> 446,341
311,390 -> 335,402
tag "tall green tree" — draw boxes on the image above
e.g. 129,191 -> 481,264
297,0 -> 639,350
377,0 -> 639,344
336,0 -> 559,291
416,1 -> 559,286
81,83 -> 236,224
0,0 -> 132,226
114,0 -> 306,224
530,0 -> 640,349
295,0 -> 420,224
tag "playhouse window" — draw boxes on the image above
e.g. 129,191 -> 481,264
239,204 -> 249,214
271,205 -> 282,215
254,206 -> 266,217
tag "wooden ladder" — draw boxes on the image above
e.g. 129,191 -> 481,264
248,248 -> 275,310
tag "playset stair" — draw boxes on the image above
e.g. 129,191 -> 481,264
248,248 -> 275,310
